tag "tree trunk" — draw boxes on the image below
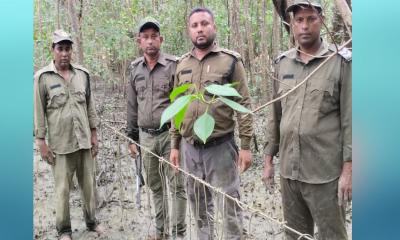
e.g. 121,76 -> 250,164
229,0 -> 244,58
332,6 -> 345,44
259,0 -> 269,102
67,0 -> 84,64
272,8 -> 281,58
272,0 -> 291,34
272,0 -> 295,47
243,0 -> 254,87
56,0 -> 61,29
152,0 -> 158,13
334,0 -> 352,38
225,0 -> 231,48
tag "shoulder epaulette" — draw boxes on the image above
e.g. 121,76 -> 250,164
274,48 -> 295,64
274,53 -> 285,64
338,47 -> 352,61
328,44 -> 352,61
128,57 -> 143,72
178,52 -> 191,62
164,53 -> 178,62
34,65 -> 53,82
131,57 -> 144,67
220,49 -> 242,60
71,63 -> 90,74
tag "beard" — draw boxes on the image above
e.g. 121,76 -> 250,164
192,33 -> 216,49
144,47 -> 159,57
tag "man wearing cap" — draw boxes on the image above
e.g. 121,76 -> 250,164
34,30 -> 104,240
127,18 -> 187,240
170,7 -> 253,240
262,1 -> 352,239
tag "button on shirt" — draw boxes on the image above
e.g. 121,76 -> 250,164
170,45 -> 253,150
264,42 -> 352,184
127,53 -> 177,141
34,62 -> 99,154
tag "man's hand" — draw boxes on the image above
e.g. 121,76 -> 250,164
238,149 -> 252,173
262,155 -> 275,192
129,143 -> 138,158
170,149 -> 180,172
91,129 -> 99,158
338,161 -> 352,206
36,139 -> 55,165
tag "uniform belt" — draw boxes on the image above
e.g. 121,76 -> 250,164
141,123 -> 170,135
193,132 -> 234,149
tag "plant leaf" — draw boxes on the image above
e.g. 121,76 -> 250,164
219,96 -> 252,114
205,84 -> 242,98
169,83 -> 193,102
193,112 -> 215,144
224,81 -> 239,88
174,104 -> 188,131
160,95 -> 193,128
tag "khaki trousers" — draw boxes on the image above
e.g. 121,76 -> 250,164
281,177 -> 347,240
181,136 -> 243,240
140,130 -> 187,237
52,149 -> 97,236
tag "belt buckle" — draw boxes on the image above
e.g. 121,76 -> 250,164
148,128 -> 158,135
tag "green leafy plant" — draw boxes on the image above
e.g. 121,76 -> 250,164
160,83 -> 252,144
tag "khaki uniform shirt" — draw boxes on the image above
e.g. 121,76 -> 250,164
170,45 -> 253,150
264,41 -> 352,184
34,62 -> 99,154
127,53 -> 177,141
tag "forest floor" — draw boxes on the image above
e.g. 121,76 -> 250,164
34,85 -> 352,240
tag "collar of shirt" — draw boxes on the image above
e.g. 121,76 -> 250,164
189,42 -> 221,59
139,52 -> 169,68
284,39 -> 330,62
48,61 -> 77,76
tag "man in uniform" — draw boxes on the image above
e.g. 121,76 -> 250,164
34,30 -> 104,240
262,1 -> 352,239
170,7 -> 253,240
126,18 -> 187,240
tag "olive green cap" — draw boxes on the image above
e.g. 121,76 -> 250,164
137,17 -> 160,33
286,0 -> 323,13
52,29 -> 73,44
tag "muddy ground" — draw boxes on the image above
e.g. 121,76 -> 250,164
34,86 -> 352,240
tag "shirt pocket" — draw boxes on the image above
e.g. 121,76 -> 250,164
47,88 -> 67,109
178,69 -> 192,85
72,90 -> 86,104
155,76 -> 171,98
277,84 -> 291,110
177,70 -> 194,97
135,80 -> 146,101
202,72 -> 227,97
307,78 -> 336,114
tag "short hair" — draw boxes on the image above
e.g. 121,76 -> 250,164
188,7 -> 215,22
